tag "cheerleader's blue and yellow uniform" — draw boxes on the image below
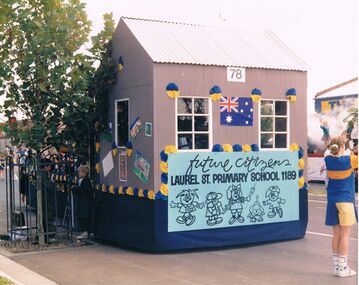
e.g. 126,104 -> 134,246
325,155 -> 358,226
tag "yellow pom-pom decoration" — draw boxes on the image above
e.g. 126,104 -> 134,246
164,145 -> 177,154
95,142 -> 100,153
298,176 -> 305,189
95,184 -> 99,191
148,190 -> 155,200
102,184 -> 107,192
167,90 -> 180,99
126,148 -> 133,157
160,161 -> 168,173
118,186 -> 123,195
95,163 -> 100,173
290,143 -> 299,151
109,184 -> 115,194
160,183 -> 168,196
251,95 -> 261,102
298,158 -> 305,169
138,189 -> 144,198
63,175 -> 67,182
222,144 -> 233,152
126,187 -> 134,196
287,95 -> 297,102
210,93 -> 222,101
112,148 -> 118,157
242,144 -> 251,152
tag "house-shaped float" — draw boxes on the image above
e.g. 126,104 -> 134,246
95,17 -> 309,251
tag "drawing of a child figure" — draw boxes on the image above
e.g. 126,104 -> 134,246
226,184 -> 252,224
205,192 -> 227,226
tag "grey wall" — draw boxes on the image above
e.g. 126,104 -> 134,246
153,63 -> 307,191
100,19 -> 155,191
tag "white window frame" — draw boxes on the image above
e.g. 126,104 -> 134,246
175,96 -> 213,152
258,99 -> 290,150
115,98 -> 130,148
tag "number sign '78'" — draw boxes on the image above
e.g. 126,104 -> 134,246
227,67 -> 246,82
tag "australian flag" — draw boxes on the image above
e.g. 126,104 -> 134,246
220,97 -> 253,126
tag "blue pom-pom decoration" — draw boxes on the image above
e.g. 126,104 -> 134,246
133,187 -> 139,197
251,144 -> 259,151
122,186 -> 128,194
125,141 -> 133,149
286,88 -> 296,96
298,146 -> 304,159
299,170 -> 304,177
161,173 -> 168,184
209,85 -> 222,95
155,191 -> 168,200
251,88 -> 262,95
166,83 -> 179,91
160,150 -> 168,162
212,144 -> 224,152
233,144 -> 242,152
114,187 -> 119,195
112,142 -> 117,149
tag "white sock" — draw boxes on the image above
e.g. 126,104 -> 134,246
333,254 -> 339,268
338,255 -> 348,270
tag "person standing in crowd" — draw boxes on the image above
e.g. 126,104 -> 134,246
41,158 -> 56,242
324,136 -> 358,278
0,154 -> 5,181
74,165 -> 94,239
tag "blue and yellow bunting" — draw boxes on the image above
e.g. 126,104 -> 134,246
209,85 -> 222,102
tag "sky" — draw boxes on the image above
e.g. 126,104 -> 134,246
84,0 -> 358,114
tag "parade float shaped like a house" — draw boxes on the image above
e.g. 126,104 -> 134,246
94,17 -> 309,251
308,77 -> 358,182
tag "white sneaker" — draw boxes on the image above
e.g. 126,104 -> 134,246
333,267 -> 338,276
76,231 -> 88,239
338,266 -> 356,277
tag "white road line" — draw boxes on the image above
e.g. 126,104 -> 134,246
306,231 -> 358,241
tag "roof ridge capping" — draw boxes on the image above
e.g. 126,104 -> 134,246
121,16 -> 204,27
315,77 -> 358,98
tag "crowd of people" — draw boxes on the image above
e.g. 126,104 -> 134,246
1,145 -> 95,242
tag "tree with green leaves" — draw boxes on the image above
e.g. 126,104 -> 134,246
0,0 -> 116,244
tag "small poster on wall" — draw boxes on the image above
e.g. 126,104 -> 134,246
102,151 -> 114,177
145,122 -> 152,137
119,151 -> 127,181
133,151 -> 150,184
130,116 -> 142,140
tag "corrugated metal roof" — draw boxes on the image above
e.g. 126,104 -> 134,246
315,77 -> 358,99
122,17 -> 308,71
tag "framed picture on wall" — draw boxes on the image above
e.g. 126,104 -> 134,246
145,122 -> 152,137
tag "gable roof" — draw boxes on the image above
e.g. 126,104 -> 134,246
121,17 -> 308,71
315,77 -> 358,99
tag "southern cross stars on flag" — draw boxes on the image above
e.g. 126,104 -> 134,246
220,97 -> 253,126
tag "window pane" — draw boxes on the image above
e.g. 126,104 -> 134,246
261,100 -> 273,115
275,118 -> 287,132
117,100 -> 129,147
178,134 -> 193,150
261,117 -> 273,132
275,134 -> 287,148
178,116 -> 192,131
194,98 -> 208,114
177,98 -> 192,114
261,134 -> 273,148
195,134 -> 209,149
195,116 -> 209,131
275,101 -> 287,116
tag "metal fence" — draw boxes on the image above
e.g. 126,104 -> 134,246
4,153 -> 84,244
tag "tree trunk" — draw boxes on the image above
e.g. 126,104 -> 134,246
36,154 -> 45,245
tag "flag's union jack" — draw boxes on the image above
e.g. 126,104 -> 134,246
220,97 -> 239,113
219,97 -> 253,126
